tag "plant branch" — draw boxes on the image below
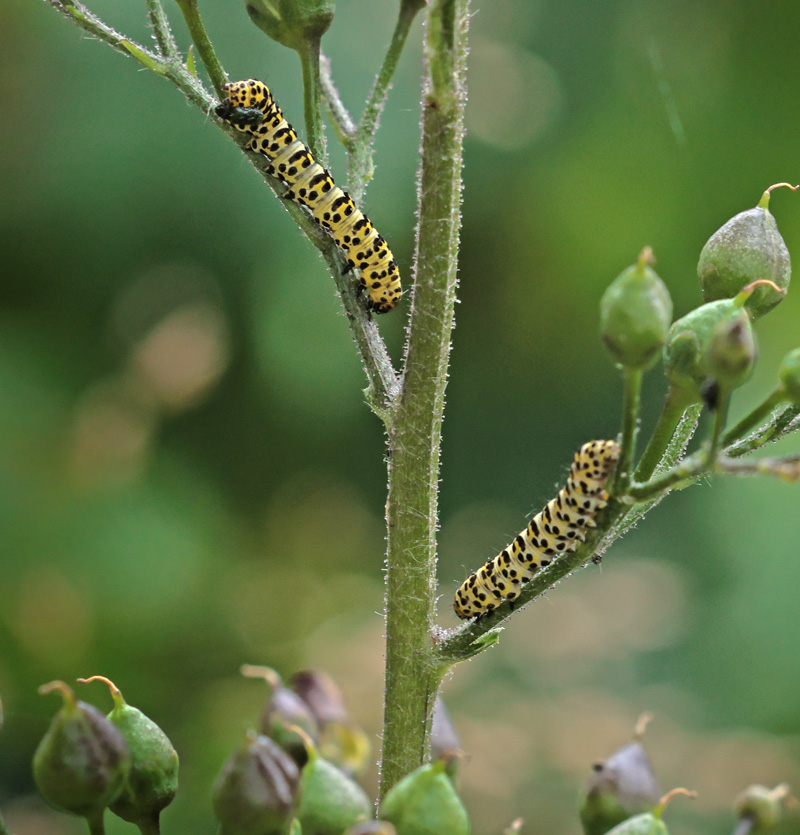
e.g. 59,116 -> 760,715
347,0 -> 425,202
320,54 -> 357,146
722,389 -> 788,446
297,36 -> 327,163
614,367 -> 643,493
43,0 -> 399,407
635,388 -> 693,481
173,0 -> 228,96
145,0 -> 180,60
438,499 -> 629,664
380,0 -> 469,801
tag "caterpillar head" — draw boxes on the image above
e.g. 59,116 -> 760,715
215,80 -> 273,129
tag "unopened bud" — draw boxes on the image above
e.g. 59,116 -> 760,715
246,0 -> 334,51
33,681 -> 130,819
697,184 -> 795,319
600,248 -> 673,370
78,676 -> 178,829
213,734 -> 301,835
381,759 -> 470,835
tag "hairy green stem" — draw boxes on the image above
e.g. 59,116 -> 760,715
298,36 -> 326,163
635,387 -> 692,481
380,0 -> 469,801
722,388 -> 786,446
615,367 -> 643,493
173,0 -> 228,96
146,0 -> 180,58
320,54 -> 357,146
707,390 -> 731,464
348,1 -> 424,202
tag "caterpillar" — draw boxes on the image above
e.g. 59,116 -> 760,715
215,79 -> 402,314
453,440 -> 621,619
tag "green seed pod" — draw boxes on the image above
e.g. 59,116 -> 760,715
78,676 -> 178,829
705,309 -> 756,394
580,739 -> 660,835
664,282 -> 771,404
381,759 -> 470,835
733,784 -> 789,833
697,185 -> 795,319
33,681 -> 130,819
779,348 -> 800,405
603,812 -> 668,835
213,734 -> 301,835
295,746 -> 372,835
604,788 -> 695,835
346,823 -> 398,835
600,248 -> 673,370
290,669 -> 370,776
246,0 -> 334,52
243,666 -> 320,768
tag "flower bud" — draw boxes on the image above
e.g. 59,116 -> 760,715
604,788 -> 695,835
33,681 -> 130,818
779,348 -> 800,406
604,812 -> 668,835
381,759 -> 470,835
346,823 -> 398,835
580,738 -> 660,835
664,282 -> 770,404
734,783 -> 790,833
243,665 -> 319,767
213,734 -> 301,835
430,698 -> 461,764
246,0 -> 334,52
289,669 -> 370,775
296,745 -> 372,835
78,676 -> 178,829
697,184 -> 795,319
600,248 -> 673,370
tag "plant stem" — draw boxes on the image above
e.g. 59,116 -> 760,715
380,0 -> 469,801
145,0 -> 180,59
320,54 -> 357,145
615,367 -> 642,493
173,0 -> 228,96
722,388 -> 785,446
707,389 -> 731,465
136,817 -> 162,835
634,387 -> 692,481
348,1 -> 424,201
298,36 -> 326,163
84,810 -> 106,835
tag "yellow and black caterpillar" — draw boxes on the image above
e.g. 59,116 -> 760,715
215,79 -> 401,314
453,440 -> 620,619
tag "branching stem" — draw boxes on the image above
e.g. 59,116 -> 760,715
173,0 -> 228,96
615,367 -> 643,493
380,0 -> 469,801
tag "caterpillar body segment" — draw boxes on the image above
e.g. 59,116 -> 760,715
215,79 -> 401,314
453,440 -> 621,620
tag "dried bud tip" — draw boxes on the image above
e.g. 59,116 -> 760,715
634,713 -> 654,740
759,183 -> 799,209
656,787 -> 697,817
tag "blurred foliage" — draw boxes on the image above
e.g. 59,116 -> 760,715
2,0 -> 800,833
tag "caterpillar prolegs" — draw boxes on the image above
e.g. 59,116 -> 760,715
453,440 -> 621,619
215,79 -> 402,314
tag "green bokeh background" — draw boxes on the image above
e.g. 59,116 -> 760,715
2,0 -> 800,832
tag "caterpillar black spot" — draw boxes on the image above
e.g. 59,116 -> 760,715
453,440 -> 621,619
215,79 -> 402,314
